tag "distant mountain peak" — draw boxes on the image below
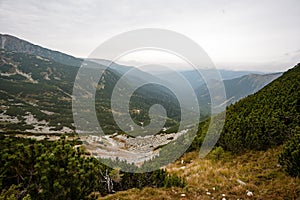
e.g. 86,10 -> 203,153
0,33 -> 81,67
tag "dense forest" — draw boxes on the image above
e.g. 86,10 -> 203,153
219,64 -> 300,153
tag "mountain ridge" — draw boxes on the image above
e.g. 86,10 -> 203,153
0,33 -> 286,135
0,34 -> 82,67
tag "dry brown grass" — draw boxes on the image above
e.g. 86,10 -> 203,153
99,146 -> 300,200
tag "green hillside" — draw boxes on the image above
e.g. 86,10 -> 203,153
0,49 -> 181,134
218,63 -> 300,153
0,49 -> 77,132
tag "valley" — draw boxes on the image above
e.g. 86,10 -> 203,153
0,33 -> 299,200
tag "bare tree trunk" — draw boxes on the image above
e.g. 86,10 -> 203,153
101,169 -> 114,193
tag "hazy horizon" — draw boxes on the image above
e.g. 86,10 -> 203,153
1,0 -> 299,72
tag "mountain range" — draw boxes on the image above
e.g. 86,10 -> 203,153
0,34 -> 283,134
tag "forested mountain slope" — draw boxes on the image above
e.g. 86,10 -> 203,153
218,63 -> 300,153
0,49 -> 181,134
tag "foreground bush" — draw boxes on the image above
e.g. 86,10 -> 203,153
0,135 -> 184,199
279,128 -> 300,177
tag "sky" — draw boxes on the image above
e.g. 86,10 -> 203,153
0,0 -> 299,72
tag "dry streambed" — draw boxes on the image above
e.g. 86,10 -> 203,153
82,130 -> 188,165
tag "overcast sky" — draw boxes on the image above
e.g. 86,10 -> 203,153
0,0 -> 299,72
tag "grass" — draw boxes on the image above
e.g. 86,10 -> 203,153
99,146 -> 300,200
